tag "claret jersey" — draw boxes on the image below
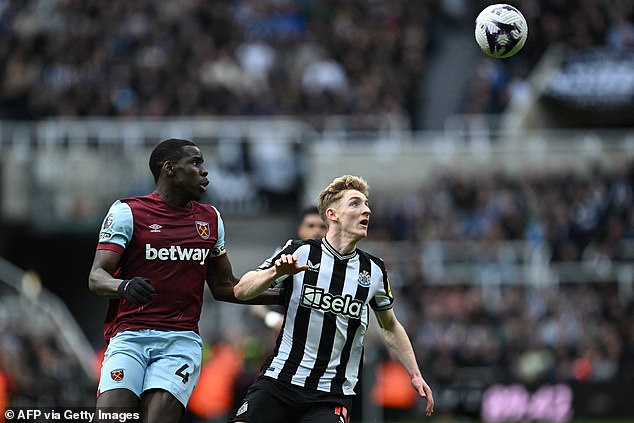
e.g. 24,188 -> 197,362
96,192 -> 226,340
259,238 -> 394,396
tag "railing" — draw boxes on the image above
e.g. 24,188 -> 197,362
363,239 -> 634,300
0,117 -> 314,151
1,116 -> 633,149
0,256 -> 97,383
2,118 -> 633,226
0,117 -> 316,226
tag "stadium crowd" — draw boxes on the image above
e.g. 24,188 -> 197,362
370,162 -> 634,264
364,161 -> 634,396
384,282 -> 633,387
0,0 -> 435,130
2,0 -> 630,131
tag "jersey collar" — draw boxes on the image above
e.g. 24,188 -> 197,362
322,237 -> 357,261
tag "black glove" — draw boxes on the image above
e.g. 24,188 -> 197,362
118,277 -> 156,305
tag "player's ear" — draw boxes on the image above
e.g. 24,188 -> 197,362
326,207 -> 337,222
162,161 -> 175,176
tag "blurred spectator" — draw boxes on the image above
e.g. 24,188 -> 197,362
0,296 -> 95,408
606,0 -> 634,52
0,1 -> 628,128
361,162 -> 634,396
188,341 -> 243,422
301,53 -> 348,95
0,0 -> 437,130
370,161 -> 634,267
380,279 -> 632,392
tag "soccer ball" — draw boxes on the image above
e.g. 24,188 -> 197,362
475,4 -> 528,58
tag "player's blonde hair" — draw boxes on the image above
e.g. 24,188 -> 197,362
317,175 -> 370,222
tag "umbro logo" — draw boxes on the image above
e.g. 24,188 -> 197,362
307,260 -> 320,272
149,223 -> 162,233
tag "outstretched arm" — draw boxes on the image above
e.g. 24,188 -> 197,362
206,254 -> 283,305
234,254 -> 308,301
375,308 -> 435,417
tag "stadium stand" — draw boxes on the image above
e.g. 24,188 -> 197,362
343,159 -> 634,419
369,164 -> 634,261
0,0 -> 437,130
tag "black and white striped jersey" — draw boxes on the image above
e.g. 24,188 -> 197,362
257,238 -> 394,396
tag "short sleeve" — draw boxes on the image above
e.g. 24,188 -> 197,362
210,207 -> 226,257
257,239 -> 295,271
97,201 -> 133,251
369,261 -> 394,311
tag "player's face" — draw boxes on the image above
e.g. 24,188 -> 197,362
297,214 -> 327,240
332,190 -> 371,240
172,146 -> 209,201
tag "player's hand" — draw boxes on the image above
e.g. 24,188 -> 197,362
118,277 -> 156,305
274,254 -> 309,277
412,375 -> 434,416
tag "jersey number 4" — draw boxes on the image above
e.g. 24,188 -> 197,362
175,364 -> 190,384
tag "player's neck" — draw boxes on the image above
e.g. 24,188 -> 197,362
154,187 -> 191,209
325,232 -> 359,256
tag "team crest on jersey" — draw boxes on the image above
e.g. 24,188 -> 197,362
110,369 -> 124,382
195,221 -> 210,239
357,270 -> 371,287
102,213 -> 114,230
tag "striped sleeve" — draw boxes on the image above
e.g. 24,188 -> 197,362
257,239 -> 303,271
368,255 -> 394,311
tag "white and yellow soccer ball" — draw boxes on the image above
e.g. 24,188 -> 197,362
475,4 -> 528,58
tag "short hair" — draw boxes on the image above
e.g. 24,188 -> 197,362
299,205 -> 320,223
317,175 -> 370,220
149,138 -> 197,182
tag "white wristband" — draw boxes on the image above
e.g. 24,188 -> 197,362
264,311 -> 283,328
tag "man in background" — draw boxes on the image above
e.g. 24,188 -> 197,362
250,206 -> 327,330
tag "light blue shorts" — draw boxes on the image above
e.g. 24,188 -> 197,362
98,329 -> 203,407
